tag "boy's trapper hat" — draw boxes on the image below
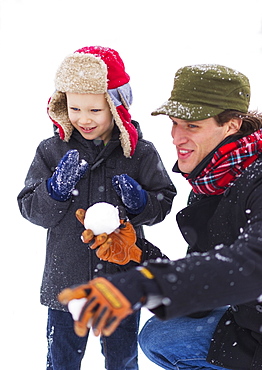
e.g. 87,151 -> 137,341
152,64 -> 250,121
48,46 -> 138,157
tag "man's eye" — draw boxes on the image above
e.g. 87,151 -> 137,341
188,124 -> 198,128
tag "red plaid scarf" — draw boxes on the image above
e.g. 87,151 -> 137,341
184,129 -> 262,195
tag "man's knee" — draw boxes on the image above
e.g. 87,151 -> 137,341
139,316 -> 162,356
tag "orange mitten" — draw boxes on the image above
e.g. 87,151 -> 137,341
95,220 -> 142,264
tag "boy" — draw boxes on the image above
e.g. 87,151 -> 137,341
18,46 -> 176,369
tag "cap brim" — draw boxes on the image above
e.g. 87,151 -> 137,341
151,99 -> 225,121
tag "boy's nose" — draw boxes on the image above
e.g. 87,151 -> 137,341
79,114 -> 92,125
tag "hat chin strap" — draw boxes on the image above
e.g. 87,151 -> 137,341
107,83 -> 133,110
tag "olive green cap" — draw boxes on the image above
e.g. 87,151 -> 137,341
152,64 -> 250,120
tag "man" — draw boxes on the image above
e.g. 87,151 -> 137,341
59,64 -> 262,369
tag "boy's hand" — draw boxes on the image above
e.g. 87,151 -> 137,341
47,150 -> 88,201
112,174 -> 147,214
94,220 -> 142,264
76,209 -> 142,265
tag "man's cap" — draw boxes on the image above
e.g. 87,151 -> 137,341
152,64 -> 250,121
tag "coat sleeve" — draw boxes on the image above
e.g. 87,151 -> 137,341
17,140 -> 72,228
143,178 -> 262,320
128,141 -> 176,227
136,237 -> 169,262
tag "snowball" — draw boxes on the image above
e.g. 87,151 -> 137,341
84,202 -> 120,235
68,298 -> 88,321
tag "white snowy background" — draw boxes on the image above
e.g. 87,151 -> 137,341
1,0 -> 262,368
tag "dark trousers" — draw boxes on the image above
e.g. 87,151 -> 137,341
46,308 -> 140,370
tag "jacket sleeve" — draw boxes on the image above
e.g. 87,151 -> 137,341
17,140 -> 72,228
143,179 -> 262,320
136,237 -> 169,262
128,142 -> 176,227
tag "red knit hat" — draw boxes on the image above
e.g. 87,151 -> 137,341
48,46 -> 138,157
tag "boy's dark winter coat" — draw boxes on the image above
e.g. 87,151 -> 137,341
146,155 -> 262,369
18,122 -> 176,311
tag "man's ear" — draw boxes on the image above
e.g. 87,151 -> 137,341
227,117 -> 242,134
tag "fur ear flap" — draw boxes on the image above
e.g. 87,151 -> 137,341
48,91 -> 73,142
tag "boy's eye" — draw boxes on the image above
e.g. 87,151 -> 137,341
70,107 -> 80,111
91,109 -> 101,112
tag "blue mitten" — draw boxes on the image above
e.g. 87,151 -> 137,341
112,174 -> 148,214
47,150 -> 88,201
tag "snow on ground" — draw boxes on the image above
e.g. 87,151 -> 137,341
1,0 -> 262,368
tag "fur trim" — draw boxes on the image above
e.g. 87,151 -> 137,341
55,53 -> 107,94
48,91 -> 73,142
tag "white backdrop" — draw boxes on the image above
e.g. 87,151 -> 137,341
1,0 -> 262,368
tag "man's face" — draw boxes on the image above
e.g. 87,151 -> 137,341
171,117 -> 237,174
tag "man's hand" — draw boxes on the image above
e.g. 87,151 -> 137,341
58,277 -> 133,337
58,268 -> 163,337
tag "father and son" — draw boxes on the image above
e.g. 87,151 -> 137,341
18,46 -> 262,369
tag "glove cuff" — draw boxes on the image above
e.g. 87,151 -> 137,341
107,267 -> 162,310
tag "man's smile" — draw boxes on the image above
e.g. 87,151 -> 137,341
177,148 -> 193,159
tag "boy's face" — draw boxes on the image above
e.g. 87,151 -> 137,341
170,116 -> 240,174
66,93 -> 114,143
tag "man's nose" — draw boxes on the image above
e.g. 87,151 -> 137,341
171,125 -> 187,145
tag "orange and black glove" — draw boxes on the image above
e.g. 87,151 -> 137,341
58,277 -> 133,337
58,267 -> 163,337
76,209 -> 142,265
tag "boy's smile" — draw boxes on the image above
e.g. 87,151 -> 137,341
79,126 -> 96,134
66,92 -> 114,144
